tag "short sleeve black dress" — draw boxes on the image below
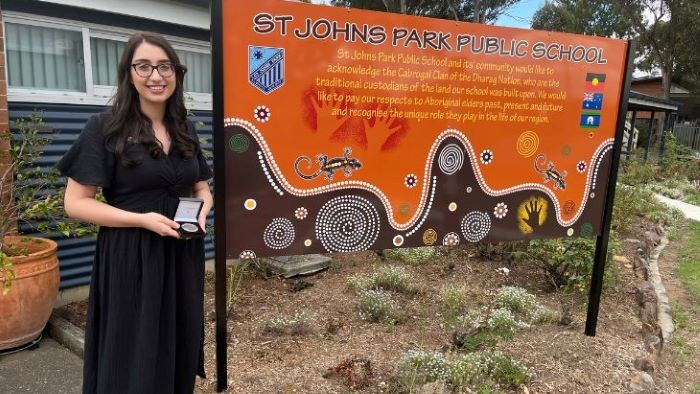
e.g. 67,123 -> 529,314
56,113 -> 212,394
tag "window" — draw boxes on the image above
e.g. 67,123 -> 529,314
91,37 -> 125,86
177,49 -> 211,94
5,23 -> 86,91
3,14 -> 212,110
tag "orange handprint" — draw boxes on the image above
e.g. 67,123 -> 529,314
362,104 -> 409,153
301,86 -> 350,135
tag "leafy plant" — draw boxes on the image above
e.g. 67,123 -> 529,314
1,115 -> 96,294
512,237 -> 610,291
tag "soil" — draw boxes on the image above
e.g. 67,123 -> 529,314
54,217 -> 700,393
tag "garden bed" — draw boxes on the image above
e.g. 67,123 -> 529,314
54,217 -> 700,393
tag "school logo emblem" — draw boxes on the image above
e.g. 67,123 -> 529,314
249,46 -> 285,94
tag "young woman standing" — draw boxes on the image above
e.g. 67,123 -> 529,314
57,32 -> 213,393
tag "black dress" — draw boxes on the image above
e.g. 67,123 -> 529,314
57,113 -> 212,394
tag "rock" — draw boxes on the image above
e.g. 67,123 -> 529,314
636,282 -> 658,305
452,326 -> 481,349
640,302 -> 658,326
633,356 -> 655,373
643,334 -> 662,354
262,255 -> 331,278
623,238 -> 642,245
629,372 -> 654,394
418,381 -> 449,394
643,231 -> 660,256
654,224 -> 664,236
633,256 -> 649,280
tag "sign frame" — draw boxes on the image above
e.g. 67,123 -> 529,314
211,0 -> 636,389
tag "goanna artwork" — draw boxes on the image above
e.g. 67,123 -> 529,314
220,0 -> 628,259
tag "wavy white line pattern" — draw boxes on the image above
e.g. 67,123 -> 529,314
226,118 -> 614,229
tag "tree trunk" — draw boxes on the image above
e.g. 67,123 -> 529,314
657,64 -> 672,145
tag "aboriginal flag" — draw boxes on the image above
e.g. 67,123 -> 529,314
585,73 -> 606,92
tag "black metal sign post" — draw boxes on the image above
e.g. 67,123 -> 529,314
585,41 -> 636,336
211,0 -> 228,391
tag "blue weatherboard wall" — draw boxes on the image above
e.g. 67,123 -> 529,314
9,102 -> 214,289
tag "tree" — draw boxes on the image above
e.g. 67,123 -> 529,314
532,0 -> 700,124
531,0 -> 634,38
613,0 -> 700,127
330,0 -> 519,23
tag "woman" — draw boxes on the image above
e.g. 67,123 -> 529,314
57,32 -> 213,393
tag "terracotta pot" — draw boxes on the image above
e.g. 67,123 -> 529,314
0,236 -> 59,350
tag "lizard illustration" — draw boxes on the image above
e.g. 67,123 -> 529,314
534,153 -> 567,190
294,147 -> 362,181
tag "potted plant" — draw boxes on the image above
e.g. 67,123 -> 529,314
0,114 -> 94,351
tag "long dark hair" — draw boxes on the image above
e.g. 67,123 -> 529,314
106,31 -> 198,165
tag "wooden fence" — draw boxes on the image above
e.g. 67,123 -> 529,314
673,124 -> 700,150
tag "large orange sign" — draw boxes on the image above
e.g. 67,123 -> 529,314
219,0 -> 629,259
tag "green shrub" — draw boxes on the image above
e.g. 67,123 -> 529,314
357,289 -> 404,324
397,350 -> 450,386
396,350 -> 534,391
346,265 -> 417,294
262,312 -> 314,335
528,306 -> 560,324
486,308 -> 529,338
373,265 -> 416,294
440,284 -> 467,319
494,286 -> 536,314
384,246 -> 437,265
346,273 -> 373,292
488,352 -> 536,388
512,237 -> 603,291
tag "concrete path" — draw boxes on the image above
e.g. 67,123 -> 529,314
0,337 -> 82,393
654,193 -> 700,221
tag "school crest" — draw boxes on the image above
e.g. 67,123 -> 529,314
249,46 -> 285,94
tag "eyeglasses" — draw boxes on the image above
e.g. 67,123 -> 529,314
131,63 -> 177,78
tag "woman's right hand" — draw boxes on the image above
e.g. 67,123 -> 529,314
140,212 -> 181,238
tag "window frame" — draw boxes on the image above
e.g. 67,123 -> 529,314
2,11 -> 212,110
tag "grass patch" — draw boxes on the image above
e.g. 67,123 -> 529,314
453,330 -> 498,352
671,302 -> 700,333
669,335 -> 694,360
678,221 -> 700,301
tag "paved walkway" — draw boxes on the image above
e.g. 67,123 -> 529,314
654,193 -> 700,221
0,337 -> 82,393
